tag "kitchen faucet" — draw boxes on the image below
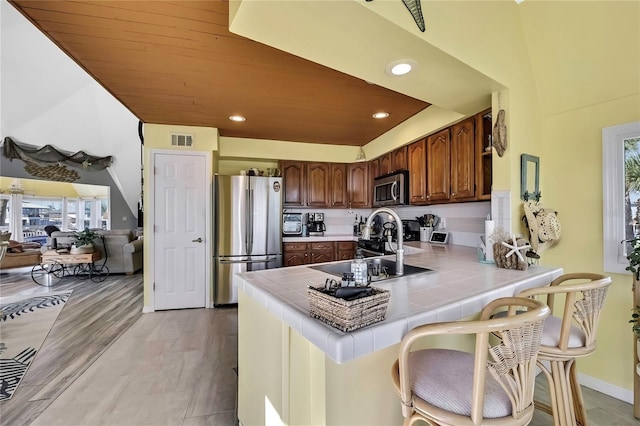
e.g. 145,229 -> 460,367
362,207 -> 404,276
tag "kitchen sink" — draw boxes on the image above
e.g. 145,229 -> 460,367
310,258 -> 432,282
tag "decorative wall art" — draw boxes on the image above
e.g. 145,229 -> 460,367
521,154 -> 541,201
365,0 -> 426,32
2,137 -> 113,182
493,109 -> 507,157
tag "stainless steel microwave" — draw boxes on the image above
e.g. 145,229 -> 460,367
373,170 -> 409,207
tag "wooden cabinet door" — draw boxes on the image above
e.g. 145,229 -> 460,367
426,129 -> 451,202
310,242 -> 334,264
369,158 -> 380,180
283,243 -> 308,267
306,162 -> 330,207
475,109 -> 492,200
379,152 -> 392,176
310,251 -> 334,264
330,163 -> 348,208
408,139 -> 427,204
284,252 -> 307,266
392,146 -> 408,171
336,241 -> 356,260
281,161 -> 305,206
348,162 -> 369,208
451,117 -> 476,200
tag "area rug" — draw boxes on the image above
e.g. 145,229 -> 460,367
0,291 -> 72,401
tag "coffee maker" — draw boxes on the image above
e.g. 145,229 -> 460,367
307,212 -> 326,236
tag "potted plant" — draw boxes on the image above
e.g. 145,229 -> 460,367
71,228 -> 98,254
627,237 -> 640,280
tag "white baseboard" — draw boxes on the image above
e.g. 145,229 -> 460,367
142,306 -> 154,313
579,372 -> 633,404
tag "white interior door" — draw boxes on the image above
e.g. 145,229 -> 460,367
153,152 -> 208,310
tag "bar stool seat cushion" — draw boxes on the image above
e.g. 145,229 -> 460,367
541,315 -> 586,348
408,348 -> 512,419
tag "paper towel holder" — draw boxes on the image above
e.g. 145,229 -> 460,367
521,154 -> 541,201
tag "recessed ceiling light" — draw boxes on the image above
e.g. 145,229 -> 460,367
386,60 -> 417,76
229,115 -> 246,122
372,112 -> 390,119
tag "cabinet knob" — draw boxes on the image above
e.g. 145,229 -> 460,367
452,192 -> 456,197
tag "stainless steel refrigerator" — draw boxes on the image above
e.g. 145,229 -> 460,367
213,175 -> 283,305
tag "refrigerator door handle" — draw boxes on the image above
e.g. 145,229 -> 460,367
218,257 -> 279,264
245,186 -> 252,255
248,187 -> 254,253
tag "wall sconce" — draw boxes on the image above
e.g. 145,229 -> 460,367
355,147 -> 367,163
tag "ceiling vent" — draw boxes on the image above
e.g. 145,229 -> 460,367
170,133 -> 194,147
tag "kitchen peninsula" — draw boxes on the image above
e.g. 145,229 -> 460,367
236,243 -> 562,426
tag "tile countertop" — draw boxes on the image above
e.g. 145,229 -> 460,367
235,242 -> 563,364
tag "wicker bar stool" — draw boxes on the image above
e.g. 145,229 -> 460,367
391,297 -> 550,426
517,273 -> 612,426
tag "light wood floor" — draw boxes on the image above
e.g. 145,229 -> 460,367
1,267 -> 636,425
0,267 -> 237,426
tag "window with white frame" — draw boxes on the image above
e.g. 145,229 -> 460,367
603,121 -> 640,275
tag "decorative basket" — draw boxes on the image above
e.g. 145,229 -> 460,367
493,237 -> 528,271
307,285 -> 390,332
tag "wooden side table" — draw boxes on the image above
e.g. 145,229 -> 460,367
41,250 -> 102,265
32,250 -> 106,286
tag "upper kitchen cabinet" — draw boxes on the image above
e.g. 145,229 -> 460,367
408,138 -> 428,204
475,109 -> 492,200
330,163 -> 348,208
450,117 -> 476,201
391,146 -> 408,172
281,160 -> 330,208
348,162 -> 370,208
426,129 -> 451,202
379,152 -> 392,176
281,160 -> 305,206
306,162 -> 331,207
369,158 -> 379,185
375,146 -> 408,179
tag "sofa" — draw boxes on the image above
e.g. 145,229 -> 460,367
51,229 -> 143,275
0,236 -> 43,270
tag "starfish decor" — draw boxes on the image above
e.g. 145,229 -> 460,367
501,235 -> 531,262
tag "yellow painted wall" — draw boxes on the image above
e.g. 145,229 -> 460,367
217,158 -> 279,176
399,0 -> 639,393
540,96 -> 640,391
220,136 -> 359,163
521,1 -> 640,393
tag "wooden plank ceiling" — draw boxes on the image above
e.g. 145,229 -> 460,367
9,0 -> 430,146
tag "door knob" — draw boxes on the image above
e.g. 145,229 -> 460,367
192,237 -> 203,243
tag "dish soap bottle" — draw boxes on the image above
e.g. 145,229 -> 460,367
350,248 -> 367,286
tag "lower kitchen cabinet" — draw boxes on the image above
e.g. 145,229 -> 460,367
283,241 -> 338,266
310,242 -> 335,263
336,241 -> 356,260
283,242 -> 309,266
